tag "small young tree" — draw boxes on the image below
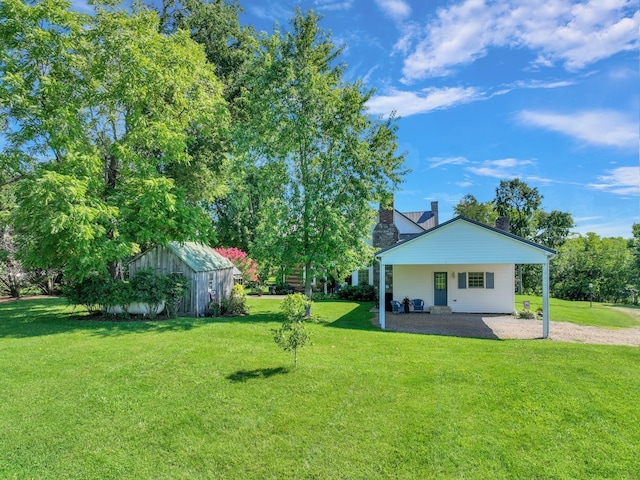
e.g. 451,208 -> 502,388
273,293 -> 312,368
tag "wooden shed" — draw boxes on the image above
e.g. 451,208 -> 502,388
128,242 -> 235,317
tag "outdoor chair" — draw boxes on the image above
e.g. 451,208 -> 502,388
390,300 -> 403,314
412,299 -> 425,312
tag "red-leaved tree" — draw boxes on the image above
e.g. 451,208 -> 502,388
214,247 -> 259,283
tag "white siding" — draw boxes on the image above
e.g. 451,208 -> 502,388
450,264 -> 514,313
380,219 -> 552,265
393,265 -> 433,305
392,264 -> 514,313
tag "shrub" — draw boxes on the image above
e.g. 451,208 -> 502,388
130,268 -> 166,319
206,301 -> 222,317
517,310 -> 538,319
272,282 -> 293,295
162,273 -> 189,318
206,284 -> 248,317
103,280 -> 135,316
63,273 -> 110,314
311,292 -> 337,301
226,283 -> 249,316
64,269 -> 189,319
336,284 -> 375,301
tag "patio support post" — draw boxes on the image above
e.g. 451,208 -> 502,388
379,259 -> 386,330
542,260 -> 550,338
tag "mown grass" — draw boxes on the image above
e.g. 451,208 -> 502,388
0,297 -> 638,479
515,294 -> 640,328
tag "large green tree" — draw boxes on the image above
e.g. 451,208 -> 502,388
552,233 -> 633,303
532,209 -> 574,249
1,1 -> 229,282
493,178 -> 542,239
453,194 -> 498,225
235,9 -> 406,302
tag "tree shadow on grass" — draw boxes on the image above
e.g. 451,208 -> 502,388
322,301 -> 379,332
0,297 -> 284,339
226,366 -> 290,383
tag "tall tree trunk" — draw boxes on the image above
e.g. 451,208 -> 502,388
304,261 -> 313,316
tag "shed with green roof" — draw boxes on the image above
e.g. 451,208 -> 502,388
128,242 -> 235,316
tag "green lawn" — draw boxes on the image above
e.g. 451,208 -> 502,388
516,294 -> 640,328
0,297 -> 638,479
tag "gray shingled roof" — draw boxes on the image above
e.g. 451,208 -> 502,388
167,242 -> 234,272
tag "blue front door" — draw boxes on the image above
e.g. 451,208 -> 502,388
434,272 -> 447,306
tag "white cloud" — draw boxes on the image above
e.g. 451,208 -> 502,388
367,86 -> 480,117
518,109 -> 638,149
375,0 -> 412,22
518,80 -> 576,89
572,218 -> 636,238
314,0 -> 354,11
589,166 -> 640,196
466,158 -> 535,178
393,22 -> 423,56
401,0 -> 639,81
250,2 -> 293,22
427,156 -> 469,169
456,180 -> 474,188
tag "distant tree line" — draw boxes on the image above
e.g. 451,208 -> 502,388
454,179 -> 639,304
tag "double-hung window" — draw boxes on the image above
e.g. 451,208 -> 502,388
468,272 -> 484,288
458,272 -> 494,289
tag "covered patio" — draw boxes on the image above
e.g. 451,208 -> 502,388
375,217 -> 556,338
371,311 -> 545,340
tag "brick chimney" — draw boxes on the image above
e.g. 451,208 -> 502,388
495,216 -> 510,232
430,201 -> 439,226
373,200 -> 399,248
373,199 -> 398,311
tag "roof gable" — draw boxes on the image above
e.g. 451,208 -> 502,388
376,216 -> 555,265
394,210 -> 425,235
167,242 -> 234,272
401,210 -> 437,230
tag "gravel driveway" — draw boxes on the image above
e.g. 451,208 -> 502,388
373,312 -> 640,347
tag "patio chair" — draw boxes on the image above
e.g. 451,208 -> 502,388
412,298 -> 425,312
390,300 -> 403,314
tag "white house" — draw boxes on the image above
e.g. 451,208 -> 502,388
375,216 -> 556,338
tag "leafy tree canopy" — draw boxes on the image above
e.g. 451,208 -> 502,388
493,178 -> 543,239
453,194 -> 498,225
552,233 -> 633,303
453,179 -> 574,249
1,0 -> 230,282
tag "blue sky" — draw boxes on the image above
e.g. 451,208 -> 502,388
240,0 -> 639,238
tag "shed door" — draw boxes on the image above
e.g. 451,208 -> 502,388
434,272 -> 448,306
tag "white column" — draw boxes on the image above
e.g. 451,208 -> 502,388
542,261 -> 550,338
352,269 -> 359,286
379,260 -> 386,330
